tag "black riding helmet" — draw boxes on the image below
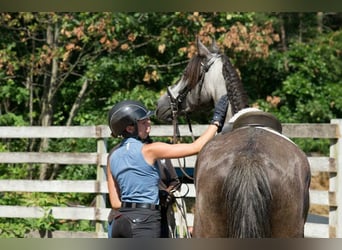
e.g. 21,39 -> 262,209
108,100 -> 154,137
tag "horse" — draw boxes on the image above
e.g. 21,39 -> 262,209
156,38 -> 311,238
156,37 -> 249,124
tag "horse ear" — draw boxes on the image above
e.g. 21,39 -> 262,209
197,37 -> 211,59
210,38 -> 220,53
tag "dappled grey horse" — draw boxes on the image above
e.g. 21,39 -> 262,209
156,38 -> 311,237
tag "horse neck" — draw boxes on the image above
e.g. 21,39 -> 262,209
186,57 -> 234,124
206,59 -> 234,123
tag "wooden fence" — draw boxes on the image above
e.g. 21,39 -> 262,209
0,120 -> 341,238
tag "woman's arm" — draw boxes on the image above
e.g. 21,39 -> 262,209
143,94 -> 228,165
143,124 -> 218,165
107,154 -> 122,209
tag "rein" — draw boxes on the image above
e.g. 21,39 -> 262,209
166,54 -> 221,182
167,87 -> 195,181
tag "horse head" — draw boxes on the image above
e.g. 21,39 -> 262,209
156,38 -> 249,124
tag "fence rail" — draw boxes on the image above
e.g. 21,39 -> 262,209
0,120 -> 341,238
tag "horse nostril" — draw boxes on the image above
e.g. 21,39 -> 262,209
155,107 -> 172,123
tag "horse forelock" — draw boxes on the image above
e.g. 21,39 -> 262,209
183,55 -> 203,89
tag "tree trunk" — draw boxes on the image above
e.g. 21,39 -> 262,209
317,12 -> 323,33
278,13 -> 288,72
66,78 -> 90,126
279,13 -> 287,52
298,13 -> 303,43
39,22 -> 60,180
49,78 -> 90,179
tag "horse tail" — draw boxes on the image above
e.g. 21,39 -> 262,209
222,152 -> 272,238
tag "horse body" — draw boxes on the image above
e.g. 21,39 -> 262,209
156,38 -> 311,238
193,126 -> 311,237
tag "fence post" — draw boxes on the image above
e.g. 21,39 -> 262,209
330,119 -> 341,238
95,129 -> 108,234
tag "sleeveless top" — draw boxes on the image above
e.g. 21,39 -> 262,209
109,137 -> 160,204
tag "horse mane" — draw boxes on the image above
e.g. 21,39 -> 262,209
183,55 -> 203,89
222,144 -> 272,237
182,51 -> 249,115
221,54 -> 249,115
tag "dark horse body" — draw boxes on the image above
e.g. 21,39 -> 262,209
194,125 -> 310,237
156,38 -> 311,237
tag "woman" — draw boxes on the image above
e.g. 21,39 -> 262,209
107,96 -> 228,238
107,153 -> 181,238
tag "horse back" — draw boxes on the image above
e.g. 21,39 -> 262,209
193,127 -> 311,238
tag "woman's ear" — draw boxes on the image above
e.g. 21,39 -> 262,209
125,125 -> 135,134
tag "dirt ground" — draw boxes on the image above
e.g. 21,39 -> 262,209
309,172 -> 329,216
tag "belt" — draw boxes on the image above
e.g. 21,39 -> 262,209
121,202 -> 159,210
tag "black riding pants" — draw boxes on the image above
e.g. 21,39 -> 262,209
111,207 -> 161,238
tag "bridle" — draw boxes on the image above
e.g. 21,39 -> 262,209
166,54 -> 221,181
167,54 -> 221,116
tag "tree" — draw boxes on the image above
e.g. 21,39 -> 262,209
255,30 -> 342,123
0,13 -> 125,179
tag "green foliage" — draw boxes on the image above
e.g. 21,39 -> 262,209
251,31 -> 342,153
0,217 -> 95,238
57,165 -> 96,181
55,219 -> 95,233
27,207 -> 56,232
0,219 -> 29,238
103,84 -> 162,125
0,112 -> 27,126
0,164 -> 33,179
271,31 -> 342,123
0,190 -> 96,237
292,138 -> 331,155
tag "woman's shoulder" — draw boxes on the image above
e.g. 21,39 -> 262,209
125,137 -> 141,143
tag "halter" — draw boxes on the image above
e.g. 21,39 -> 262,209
167,53 -> 221,119
166,54 -> 221,181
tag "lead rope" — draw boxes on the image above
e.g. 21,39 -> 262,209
171,113 -> 194,238
168,87 -> 195,181
167,91 -> 193,238
173,116 -> 194,181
